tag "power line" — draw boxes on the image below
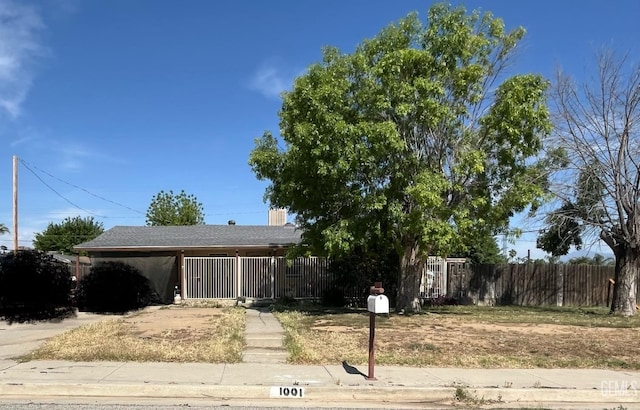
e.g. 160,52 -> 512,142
17,160 -> 270,219
19,159 -> 145,216
19,160 -> 107,218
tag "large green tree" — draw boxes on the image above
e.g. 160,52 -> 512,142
451,228 -> 506,265
250,3 -> 554,312
538,51 -> 640,316
33,216 -> 104,254
145,190 -> 205,226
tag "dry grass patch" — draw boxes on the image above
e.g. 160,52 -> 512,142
22,306 -> 245,363
274,305 -> 640,369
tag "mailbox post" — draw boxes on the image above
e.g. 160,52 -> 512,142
366,281 -> 389,381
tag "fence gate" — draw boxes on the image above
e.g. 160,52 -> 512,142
420,257 -> 448,299
240,257 -> 275,299
183,257 -> 236,299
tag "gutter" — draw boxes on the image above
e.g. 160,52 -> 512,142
73,244 -> 298,252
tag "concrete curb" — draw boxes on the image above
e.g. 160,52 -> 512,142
1,383 -> 637,405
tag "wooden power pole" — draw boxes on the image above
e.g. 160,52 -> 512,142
13,155 -> 18,253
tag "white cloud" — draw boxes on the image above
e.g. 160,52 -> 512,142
249,62 -> 299,99
57,146 -> 89,171
0,0 -> 45,118
9,134 -> 38,147
52,143 -> 128,171
47,0 -> 80,18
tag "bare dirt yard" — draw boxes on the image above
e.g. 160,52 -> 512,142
127,307 -> 222,341
275,305 -> 640,369
24,306 -> 245,363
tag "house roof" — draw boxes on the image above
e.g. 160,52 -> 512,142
74,225 -> 302,251
48,252 -> 92,265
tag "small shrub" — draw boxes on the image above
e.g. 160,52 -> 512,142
76,261 -> 159,314
0,250 -> 74,323
322,286 -> 347,307
275,294 -> 298,308
425,295 -> 458,307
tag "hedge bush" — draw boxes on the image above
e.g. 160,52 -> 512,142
75,261 -> 159,313
0,250 -> 74,323
321,286 -> 347,307
327,246 -> 399,308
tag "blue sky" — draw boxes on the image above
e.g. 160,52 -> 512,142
1,0 -> 638,258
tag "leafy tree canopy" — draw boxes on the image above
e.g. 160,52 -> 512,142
451,228 -> 506,265
145,190 -> 205,226
0,223 -> 8,234
33,216 -> 104,255
250,3 -> 555,312
537,202 -> 584,257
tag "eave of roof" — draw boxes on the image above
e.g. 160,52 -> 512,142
75,244 -> 295,252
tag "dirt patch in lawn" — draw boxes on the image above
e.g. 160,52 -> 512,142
23,306 -> 245,363
127,307 -> 225,341
276,308 -> 640,369
378,317 -> 634,365
22,304 -> 640,369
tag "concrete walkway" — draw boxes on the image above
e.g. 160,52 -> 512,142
1,309 -> 639,408
1,360 -> 639,408
0,312 -> 106,360
242,307 -> 288,364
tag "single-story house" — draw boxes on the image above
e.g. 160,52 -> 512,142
74,224 -> 303,303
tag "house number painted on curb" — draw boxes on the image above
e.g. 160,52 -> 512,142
269,386 -> 305,398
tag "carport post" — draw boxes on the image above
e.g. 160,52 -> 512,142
180,250 -> 185,299
271,255 -> 276,299
236,250 -> 241,299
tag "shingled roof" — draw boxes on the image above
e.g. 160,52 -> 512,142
74,225 -> 302,251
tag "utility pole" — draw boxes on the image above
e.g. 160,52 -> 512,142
13,155 -> 18,254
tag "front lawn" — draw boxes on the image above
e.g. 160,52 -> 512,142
21,306 -> 245,363
274,304 -> 640,369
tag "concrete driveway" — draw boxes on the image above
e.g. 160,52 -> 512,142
0,312 -> 106,363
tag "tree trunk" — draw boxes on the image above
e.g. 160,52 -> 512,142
395,242 -> 425,313
610,245 -> 639,316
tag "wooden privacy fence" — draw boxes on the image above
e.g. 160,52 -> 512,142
68,263 -> 92,283
447,262 -> 639,307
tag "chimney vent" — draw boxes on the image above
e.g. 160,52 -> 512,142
268,208 -> 287,226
